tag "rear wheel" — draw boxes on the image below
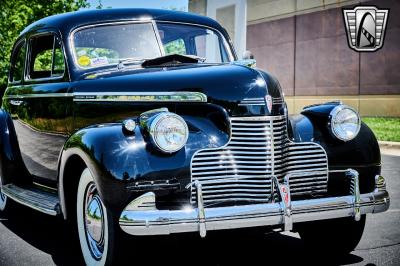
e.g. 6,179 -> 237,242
298,215 -> 366,257
0,175 -> 8,211
76,168 -> 116,266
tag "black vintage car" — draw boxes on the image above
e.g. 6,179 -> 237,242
0,8 -> 390,265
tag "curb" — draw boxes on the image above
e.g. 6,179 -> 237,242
379,141 -> 400,149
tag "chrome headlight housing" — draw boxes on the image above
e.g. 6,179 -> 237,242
329,105 -> 361,141
148,112 -> 189,153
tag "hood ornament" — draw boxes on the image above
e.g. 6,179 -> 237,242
265,95 -> 273,113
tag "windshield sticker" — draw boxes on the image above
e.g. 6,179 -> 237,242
90,57 -> 109,67
78,55 -> 91,67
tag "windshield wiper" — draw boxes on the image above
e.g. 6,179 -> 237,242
141,54 -> 206,68
117,58 -> 146,70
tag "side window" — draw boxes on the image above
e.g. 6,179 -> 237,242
10,41 -> 26,83
28,34 -> 65,80
164,39 -> 186,55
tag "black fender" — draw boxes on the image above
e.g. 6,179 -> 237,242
0,109 -> 30,186
59,104 -> 230,218
289,103 -> 380,194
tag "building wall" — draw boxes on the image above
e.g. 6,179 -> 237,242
247,0 -> 400,116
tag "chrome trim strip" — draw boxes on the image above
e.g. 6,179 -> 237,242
73,91 -> 207,102
4,93 -> 73,98
270,119 -> 275,175
195,181 -> 207,237
238,97 -> 283,106
3,92 -> 207,103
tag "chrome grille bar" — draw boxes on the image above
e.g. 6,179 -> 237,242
190,115 -> 329,206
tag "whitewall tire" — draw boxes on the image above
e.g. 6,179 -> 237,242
0,175 -> 8,211
77,168 -> 116,266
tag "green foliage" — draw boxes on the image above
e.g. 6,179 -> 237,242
33,50 -> 52,71
164,39 -> 186,55
53,47 -> 66,74
363,117 -> 400,142
0,0 -> 89,91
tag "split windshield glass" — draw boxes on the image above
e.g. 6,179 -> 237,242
72,21 -> 232,69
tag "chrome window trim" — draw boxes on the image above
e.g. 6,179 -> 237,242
151,20 -> 166,56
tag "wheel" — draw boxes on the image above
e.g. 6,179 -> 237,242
0,175 -> 8,211
77,168 -> 116,266
298,215 -> 366,257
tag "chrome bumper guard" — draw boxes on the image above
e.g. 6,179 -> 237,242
119,169 -> 390,237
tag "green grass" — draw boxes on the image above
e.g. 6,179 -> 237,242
362,117 -> 400,142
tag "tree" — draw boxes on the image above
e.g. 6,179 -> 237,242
0,0 -> 89,93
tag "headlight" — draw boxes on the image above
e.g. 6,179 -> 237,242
330,105 -> 361,141
148,112 -> 188,153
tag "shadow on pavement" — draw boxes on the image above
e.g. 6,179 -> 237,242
0,204 -> 364,266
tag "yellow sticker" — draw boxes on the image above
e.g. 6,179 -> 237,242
78,55 -> 90,66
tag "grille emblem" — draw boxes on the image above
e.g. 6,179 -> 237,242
265,95 -> 273,113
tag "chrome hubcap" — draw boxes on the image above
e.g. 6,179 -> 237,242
84,182 -> 105,260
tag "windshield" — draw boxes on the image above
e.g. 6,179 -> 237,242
72,22 -> 233,69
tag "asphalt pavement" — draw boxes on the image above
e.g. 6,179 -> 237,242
0,154 -> 399,266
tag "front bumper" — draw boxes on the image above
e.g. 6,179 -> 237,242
119,169 -> 390,237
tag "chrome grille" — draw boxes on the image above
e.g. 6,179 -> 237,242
190,115 -> 328,206
238,97 -> 283,106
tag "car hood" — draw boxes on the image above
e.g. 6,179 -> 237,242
73,63 -> 285,116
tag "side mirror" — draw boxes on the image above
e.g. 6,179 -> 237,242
242,50 -> 255,60
231,50 -> 256,68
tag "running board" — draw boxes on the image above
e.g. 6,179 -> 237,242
2,184 -> 60,216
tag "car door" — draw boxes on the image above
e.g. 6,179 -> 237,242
4,31 -> 72,184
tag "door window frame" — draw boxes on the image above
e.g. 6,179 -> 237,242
8,39 -> 27,85
25,31 -> 68,83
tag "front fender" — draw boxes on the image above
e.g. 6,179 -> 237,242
300,103 -> 380,167
290,105 -> 380,194
289,113 -> 380,166
59,107 -> 230,216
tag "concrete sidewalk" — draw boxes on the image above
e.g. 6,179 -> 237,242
379,141 -> 400,156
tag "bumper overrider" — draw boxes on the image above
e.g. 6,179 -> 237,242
119,169 -> 390,237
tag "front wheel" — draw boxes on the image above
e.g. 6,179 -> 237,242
298,215 -> 366,257
77,168 -> 116,266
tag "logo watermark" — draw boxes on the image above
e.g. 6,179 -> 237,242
343,6 -> 389,52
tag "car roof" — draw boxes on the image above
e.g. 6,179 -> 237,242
20,8 -> 228,37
